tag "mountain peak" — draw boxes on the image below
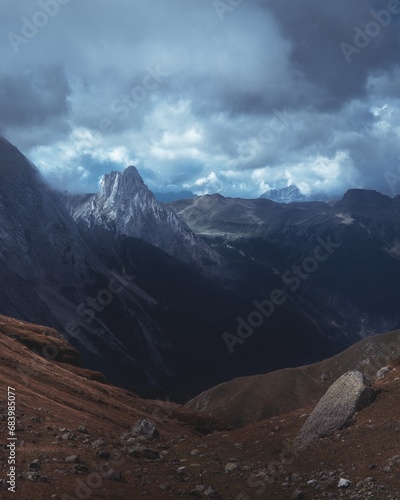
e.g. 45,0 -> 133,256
338,189 -> 392,208
260,184 -> 332,203
99,165 -> 147,199
123,165 -> 145,183
75,165 -> 224,270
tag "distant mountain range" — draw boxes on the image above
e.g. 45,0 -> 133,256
169,189 -> 400,344
2,134 -> 400,403
260,184 -> 335,203
2,137 -> 400,499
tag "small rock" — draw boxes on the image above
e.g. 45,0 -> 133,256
338,478 -> 351,488
204,486 -> 220,498
73,464 -> 89,474
376,366 -> 391,379
176,466 -> 186,474
97,451 -> 111,460
388,454 -> 400,465
128,444 -> 160,460
28,460 -> 40,471
292,490 -> 304,499
92,439 -> 106,448
132,420 -> 160,440
225,463 -> 238,473
142,448 -> 160,460
190,449 -> 200,456
65,455 -> 80,464
24,472 -> 48,482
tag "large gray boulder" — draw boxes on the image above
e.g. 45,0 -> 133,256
294,371 -> 375,449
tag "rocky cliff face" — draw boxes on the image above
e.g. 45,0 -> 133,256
72,166 -> 223,273
0,136 -> 95,325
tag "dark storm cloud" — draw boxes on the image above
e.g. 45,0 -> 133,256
0,67 -> 70,127
258,0 -> 400,109
0,0 -> 399,196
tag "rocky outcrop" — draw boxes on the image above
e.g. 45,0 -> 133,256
294,371 -> 375,449
0,314 -> 81,366
73,166 -> 224,272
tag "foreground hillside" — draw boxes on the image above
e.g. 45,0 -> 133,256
187,328 -> 400,427
0,315 -> 400,499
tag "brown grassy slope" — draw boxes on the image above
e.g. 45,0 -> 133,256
186,328 -> 400,427
0,314 -> 81,365
0,315 -> 227,499
0,315 -> 399,499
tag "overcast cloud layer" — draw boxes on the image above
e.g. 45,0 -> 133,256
1,0 -> 400,197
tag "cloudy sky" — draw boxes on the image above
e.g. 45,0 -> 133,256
1,0 -> 400,197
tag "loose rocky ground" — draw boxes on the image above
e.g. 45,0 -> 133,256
0,316 -> 399,499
